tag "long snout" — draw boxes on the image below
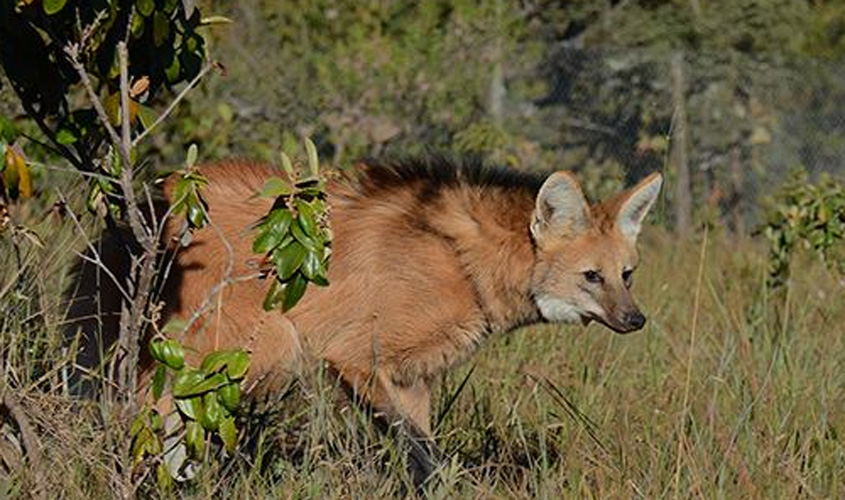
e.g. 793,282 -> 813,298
597,306 -> 647,334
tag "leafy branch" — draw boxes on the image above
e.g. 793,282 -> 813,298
254,138 -> 332,311
761,172 -> 845,288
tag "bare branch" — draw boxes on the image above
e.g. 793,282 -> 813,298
63,43 -> 123,153
132,62 -> 216,148
117,41 -> 154,249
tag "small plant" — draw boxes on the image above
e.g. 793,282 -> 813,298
761,172 -> 845,288
130,334 -> 250,489
253,138 -> 332,311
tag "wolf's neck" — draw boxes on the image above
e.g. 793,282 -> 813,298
427,186 -> 541,332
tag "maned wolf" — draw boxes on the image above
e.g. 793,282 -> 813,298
69,157 -> 662,476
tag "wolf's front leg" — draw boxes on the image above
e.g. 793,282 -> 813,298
375,371 -> 444,491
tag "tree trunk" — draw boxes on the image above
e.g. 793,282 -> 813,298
671,52 -> 692,237
729,144 -> 745,236
487,0 -> 505,126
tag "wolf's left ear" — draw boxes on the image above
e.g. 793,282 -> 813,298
616,172 -> 663,241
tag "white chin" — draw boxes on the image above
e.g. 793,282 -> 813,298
535,295 -> 582,323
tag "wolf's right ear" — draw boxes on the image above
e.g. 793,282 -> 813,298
531,171 -> 590,242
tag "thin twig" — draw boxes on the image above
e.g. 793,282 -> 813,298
58,191 -> 132,303
131,63 -> 215,147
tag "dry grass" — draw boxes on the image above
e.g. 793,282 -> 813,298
1,223 -> 844,498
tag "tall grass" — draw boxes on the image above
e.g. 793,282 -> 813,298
1,222 -> 843,498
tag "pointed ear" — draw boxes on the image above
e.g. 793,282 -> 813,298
616,172 -> 663,241
531,171 -> 591,242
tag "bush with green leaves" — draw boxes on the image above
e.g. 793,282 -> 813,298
128,139 -> 331,489
0,0 -> 222,184
761,172 -> 845,288
130,335 -> 249,489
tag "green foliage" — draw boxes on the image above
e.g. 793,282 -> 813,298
254,138 -> 331,312
168,143 -> 210,240
762,172 -> 845,288
131,334 -> 250,489
0,0 -> 212,218
183,0 -> 540,166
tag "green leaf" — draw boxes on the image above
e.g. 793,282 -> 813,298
301,250 -> 322,281
138,105 -> 158,129
150,411 -> 163,432
55,127 -> 77,145
161,318 -> 188,335
175,395 -> 203,420
253,209 -> 295,254
152,365 -> 167,402
136,0 -> 155,17
165,56 -> 181,83
199,349 -> 249,380
156,462 -> 174,492
129,409 -> 148,438
265,208 -> 294,234
263,278 -> 285,311
272,241 -> 307,280
224,351 -> 250,380
179,372 -> 229,398
172,369 -> 205,398
170,178 -> 190,212
218,383 -> 240,412
282,273 -> 308,312
295,199 -> 319,238
86,182 -> 103,214
252,229 -> 284,254
304,137 -> 319,177
185,420 -> 205,458
280,151 -> 295,177
218,415 -> 237,453
131,12 -> 145,38
148,340 -> 166,364
291,221 -> 318,251
153,11 -> 171,47
311,273 -> 329,287
162,340 -> 185,370
186,194 -> 207,227
199,350 -> 230,373
149,339 -> 185,370
258,177 -> 292,198
200,392 -> 223,432
43,0 -> 67,15
132,428 -> 154,466
200,15 -> 234,25
186,143 -> 198,168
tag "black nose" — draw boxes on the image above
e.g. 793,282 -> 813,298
625,311 -> 646,330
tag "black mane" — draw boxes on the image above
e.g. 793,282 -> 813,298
359,155 -> 545,197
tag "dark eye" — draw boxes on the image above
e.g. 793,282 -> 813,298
583,270 -> 603,284
622,269 -> 633,288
